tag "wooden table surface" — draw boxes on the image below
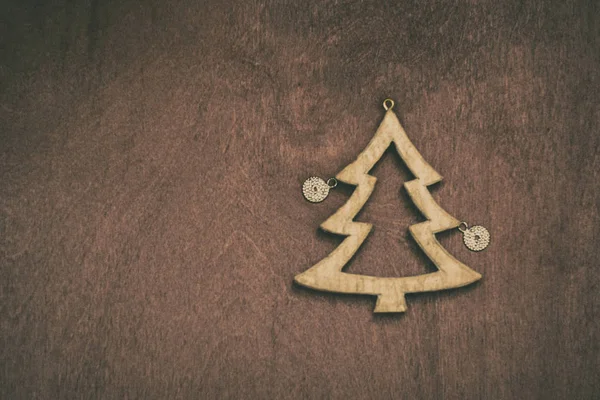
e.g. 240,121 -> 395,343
1,0 -> 598,398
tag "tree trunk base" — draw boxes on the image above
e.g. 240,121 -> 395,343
374,292 -> 407,313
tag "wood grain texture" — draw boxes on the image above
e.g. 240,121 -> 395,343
295,106 -> 481,312
1,0 -> 599,399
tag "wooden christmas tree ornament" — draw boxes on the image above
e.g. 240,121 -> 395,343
297,99 -> 489,313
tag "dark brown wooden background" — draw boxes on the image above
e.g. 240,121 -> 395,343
1,0 -> 599,399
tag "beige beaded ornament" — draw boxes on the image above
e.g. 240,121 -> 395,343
298,99 -> 489,313
302,177 -> 337,203
459,223 -> 491,252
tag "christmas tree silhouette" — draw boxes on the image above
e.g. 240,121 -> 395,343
295,101 -> 481,312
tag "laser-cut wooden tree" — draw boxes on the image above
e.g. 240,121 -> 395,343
295,104 -> 482,313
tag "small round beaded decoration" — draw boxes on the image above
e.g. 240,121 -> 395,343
459,223 -> 490,252
302,177 -> 337,203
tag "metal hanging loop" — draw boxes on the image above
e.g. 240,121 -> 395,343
383,98 -> 395,110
